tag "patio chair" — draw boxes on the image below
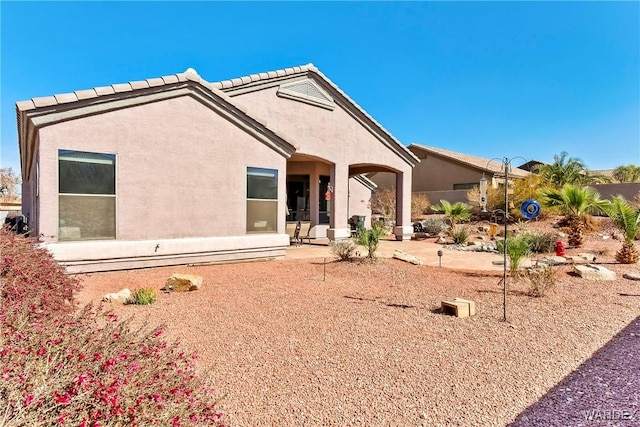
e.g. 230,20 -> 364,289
287,222 -> 302,246
299,221 -> 312,245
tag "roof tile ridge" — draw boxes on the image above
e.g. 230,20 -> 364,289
18,69 -> 205,111
212,64 -> 311,89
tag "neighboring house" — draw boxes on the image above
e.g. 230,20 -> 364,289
370,143 -> 529,204
16,64 -> 418,273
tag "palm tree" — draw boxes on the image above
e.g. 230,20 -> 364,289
612,165 -> 640,183
534,152 -> 610,187
601,195 -> 640,264
534,152 -> 588,187
431,200 -> 472,227
538,184 -> 606,247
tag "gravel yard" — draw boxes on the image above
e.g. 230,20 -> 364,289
77,242 -> 640,426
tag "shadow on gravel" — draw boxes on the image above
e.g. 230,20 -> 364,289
508,316 -> 640,427
343,296 -> 416,309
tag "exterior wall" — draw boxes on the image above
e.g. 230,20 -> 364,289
409,151 -> 484,192
34,94 -> 289,272
233,84 -> 413,237
235,86 -> 411,175
590,183 -> 640,201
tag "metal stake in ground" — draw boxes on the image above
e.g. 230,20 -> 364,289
484,156 -> 527,322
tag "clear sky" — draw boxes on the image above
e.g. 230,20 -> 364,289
1,1 -> 638,174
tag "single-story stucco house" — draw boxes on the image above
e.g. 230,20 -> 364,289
369,143 -> 529,204
16,64 -> 419,273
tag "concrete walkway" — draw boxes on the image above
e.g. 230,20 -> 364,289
285,236 -> 507,271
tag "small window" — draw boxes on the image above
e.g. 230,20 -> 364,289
58,150 -> 116,241
247,167 -> 278,233
453,183 -> 477,190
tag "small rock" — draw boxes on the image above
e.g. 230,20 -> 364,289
393,249 -> 422,265
435,236 -> 447,244
164,274 -> 203,292
574,264 -> 616,281
103,288 -> 132,304
623,273 -> 640,281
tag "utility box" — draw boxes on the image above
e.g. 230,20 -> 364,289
441,298 -> 476,318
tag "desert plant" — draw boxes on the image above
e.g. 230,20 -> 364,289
497,233 -> 532,278
421,217 -> 449,235
431,200 -> 472,227
129,287 -> 158,305
538,184 -> 607,247
521,231 -> 557,254
330,238 -> 358,261
370,186 -> 396,220
449,226 -> 470,245
0,229 -> 225,426
600,195 -> 640,264
411,193 -> 431,220
612,164 -> 640,183
524,265 -> 558,297
356,225 -> 385,259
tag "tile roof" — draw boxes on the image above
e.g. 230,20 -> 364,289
409,143 -> 530,178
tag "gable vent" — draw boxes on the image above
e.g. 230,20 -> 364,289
277,79 -> 335,110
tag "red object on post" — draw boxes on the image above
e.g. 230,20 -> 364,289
325,191 -> 331,200
555,241 -> 566,257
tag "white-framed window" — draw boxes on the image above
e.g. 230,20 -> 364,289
246,167 -> 277,233
58,150 -> 116,241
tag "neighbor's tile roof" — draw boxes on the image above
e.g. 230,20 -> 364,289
409,143 -> 530,178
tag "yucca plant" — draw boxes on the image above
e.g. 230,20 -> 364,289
431,200 -> 472,227
538,184 -> 607,247
497,233 -> 532,278
601,195 -> 640,264
356,225 -> 386,260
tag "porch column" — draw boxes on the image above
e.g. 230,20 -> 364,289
309,169 -> 320,226
327,163 -> 350,240
394,171 -> 413,241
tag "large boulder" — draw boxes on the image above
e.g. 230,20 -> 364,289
164,274 -> 203,292
573,264 -> 616,281
103,288 -> 132,304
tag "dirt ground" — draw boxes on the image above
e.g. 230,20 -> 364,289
75,216 -> 640,426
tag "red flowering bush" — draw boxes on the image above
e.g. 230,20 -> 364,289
0,228 -> 225,426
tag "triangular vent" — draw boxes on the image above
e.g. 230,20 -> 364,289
277,79 -> 335,110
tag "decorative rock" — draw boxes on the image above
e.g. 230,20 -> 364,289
103,288 -> 132,304
536,256 -> 567,266
566,254 -> 596,264
164,274 -> 203,292
393,249 -> 423,265
435,236 -> 447,244
573,264 -> 616,281
623,273 -> 640,281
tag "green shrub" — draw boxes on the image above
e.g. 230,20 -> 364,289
356,225 -> 385,259
521,232 -> 557,254
330,239 -> 358,261
130,287 -> 158,305
450,226 -> 471,245
421,217 -> 449,235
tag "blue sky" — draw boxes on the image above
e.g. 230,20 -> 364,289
1,1 -> 638,174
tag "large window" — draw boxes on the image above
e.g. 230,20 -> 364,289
58,150 -> 116,241
247,167 -> 278,233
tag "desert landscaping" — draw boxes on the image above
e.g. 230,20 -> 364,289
75,215 -> 640,426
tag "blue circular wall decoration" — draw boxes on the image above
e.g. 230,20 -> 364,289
520,199 -> 541,219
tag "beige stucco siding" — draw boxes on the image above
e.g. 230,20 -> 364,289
234,86 -> 410,174
411,155 -> 483,192
37,95 -> 286,243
